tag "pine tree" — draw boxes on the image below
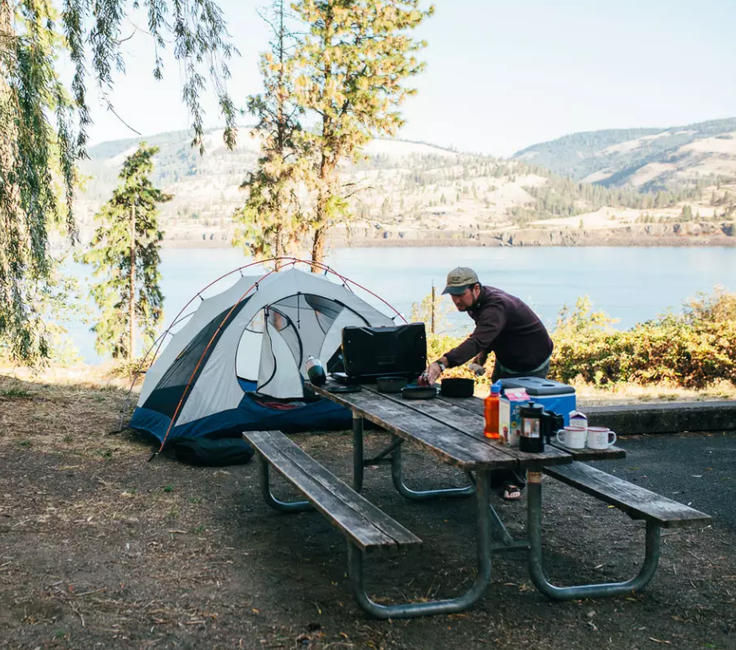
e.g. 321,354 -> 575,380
82,144 -> 172,362
233,0 -> 309,268
0,0 -> 236,364
291,0 -> 433,269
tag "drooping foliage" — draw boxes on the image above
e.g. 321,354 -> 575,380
61,0 -> 238,154
290,0 -> 434,267
0,0 -> 237,364
233,0 -> 309,267
82,144 -> 172,361
0,1 -> 77,362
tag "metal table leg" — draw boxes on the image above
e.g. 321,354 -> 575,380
364,436 -> 404,465
526,470 -> 661,600
353,412 -> 364,492
391,436 -> 475,500
348,470 -> 493,618
464,473 -> 528,552
466,471 -> 528,551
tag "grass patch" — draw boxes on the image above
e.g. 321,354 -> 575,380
0,388 -> 33,399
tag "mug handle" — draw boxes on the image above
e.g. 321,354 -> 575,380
608,431 -> 617,447
556,431 -> 565,444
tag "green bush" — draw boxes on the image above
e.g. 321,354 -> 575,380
423,288 -> 736,389
549,290 -> 736,388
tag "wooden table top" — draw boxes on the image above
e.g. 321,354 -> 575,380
309,380 -> 615,472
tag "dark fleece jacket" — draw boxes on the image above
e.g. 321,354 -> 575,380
444,285 -> 553,371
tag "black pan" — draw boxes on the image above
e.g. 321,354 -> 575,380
401,385 -> 437,400
376,376 -> 407,393
440,377 -> 475,398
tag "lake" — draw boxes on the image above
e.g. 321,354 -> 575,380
65,246 -> 736,363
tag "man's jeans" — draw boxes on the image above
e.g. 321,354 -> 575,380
490,357 -> 551,383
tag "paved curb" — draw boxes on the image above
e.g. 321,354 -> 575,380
586,400 -> 736,435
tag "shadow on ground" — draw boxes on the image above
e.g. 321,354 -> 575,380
0,375 -> 734,649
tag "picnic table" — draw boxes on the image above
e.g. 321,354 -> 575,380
245,379 -> 711,619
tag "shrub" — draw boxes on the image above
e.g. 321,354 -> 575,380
424,289 -> 736,389
549,290 -> 736,388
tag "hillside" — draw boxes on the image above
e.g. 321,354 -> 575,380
513,117 -> 736,191
74,124 -> 736,248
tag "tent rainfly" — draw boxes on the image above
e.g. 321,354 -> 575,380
130,267 -> 395,448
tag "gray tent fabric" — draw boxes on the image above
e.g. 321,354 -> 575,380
137,268 -> 395,428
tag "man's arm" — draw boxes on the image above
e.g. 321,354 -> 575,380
468,351 -> 488,376
444,307 -> 506,368
426,355 -> 449,384
425,306 -> 505,383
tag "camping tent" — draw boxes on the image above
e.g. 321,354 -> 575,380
130,266 -> 395,448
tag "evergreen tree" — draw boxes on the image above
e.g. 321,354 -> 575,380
233,0 -> 308,268
82,144 -> 172,361
0,0 -> 236,364
291,0 -> 433,269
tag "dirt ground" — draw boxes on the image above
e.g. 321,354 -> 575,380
1,374 -> 734,650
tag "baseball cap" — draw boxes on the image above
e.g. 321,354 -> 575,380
441,267 -> 479,295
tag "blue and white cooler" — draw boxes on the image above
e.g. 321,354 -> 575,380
498,377 -> 576,425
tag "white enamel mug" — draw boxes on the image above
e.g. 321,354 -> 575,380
556,426 -> 587,449
587,426 -> 617,449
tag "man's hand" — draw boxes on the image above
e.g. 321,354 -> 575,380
467,362 -> 486,376
426,361 -> 444,384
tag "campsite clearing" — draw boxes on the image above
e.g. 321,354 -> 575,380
0,373 -> 734,650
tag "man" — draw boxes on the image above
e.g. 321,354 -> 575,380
425,266 -> 554,500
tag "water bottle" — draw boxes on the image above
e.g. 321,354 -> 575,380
306,355 -> 326,386
483,381 -> 502,439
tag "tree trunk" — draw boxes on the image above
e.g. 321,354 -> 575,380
129,203 -> 136,362
431,284 -> 436,334
274,224 -> 282,271
311,149 -> 334,272
311,226 -> 327,272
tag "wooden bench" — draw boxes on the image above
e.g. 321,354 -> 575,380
244,430 -> 422,553
244,430 -> 431,617
544,461 -> 711,528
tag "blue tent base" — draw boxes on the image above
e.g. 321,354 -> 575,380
130,388 -> 353,445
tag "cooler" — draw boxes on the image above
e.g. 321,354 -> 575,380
498,377 -> 576,425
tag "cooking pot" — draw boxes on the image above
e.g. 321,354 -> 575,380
440,377 -> 475,398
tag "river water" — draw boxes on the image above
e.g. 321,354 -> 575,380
65,246 -> 736,363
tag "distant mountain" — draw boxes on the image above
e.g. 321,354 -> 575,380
513,118 -> 736,191
74,123 -> 735,248
76,129 -> 477,243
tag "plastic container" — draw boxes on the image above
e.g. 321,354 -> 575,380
484,382 -> 502,439
569,410 -> 588,431
306,355 -> 326,386
499,377 -> 576,425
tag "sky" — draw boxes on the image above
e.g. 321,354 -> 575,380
82,0 -> 736,157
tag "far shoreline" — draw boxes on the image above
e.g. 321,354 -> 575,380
160,235 -> 736,249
